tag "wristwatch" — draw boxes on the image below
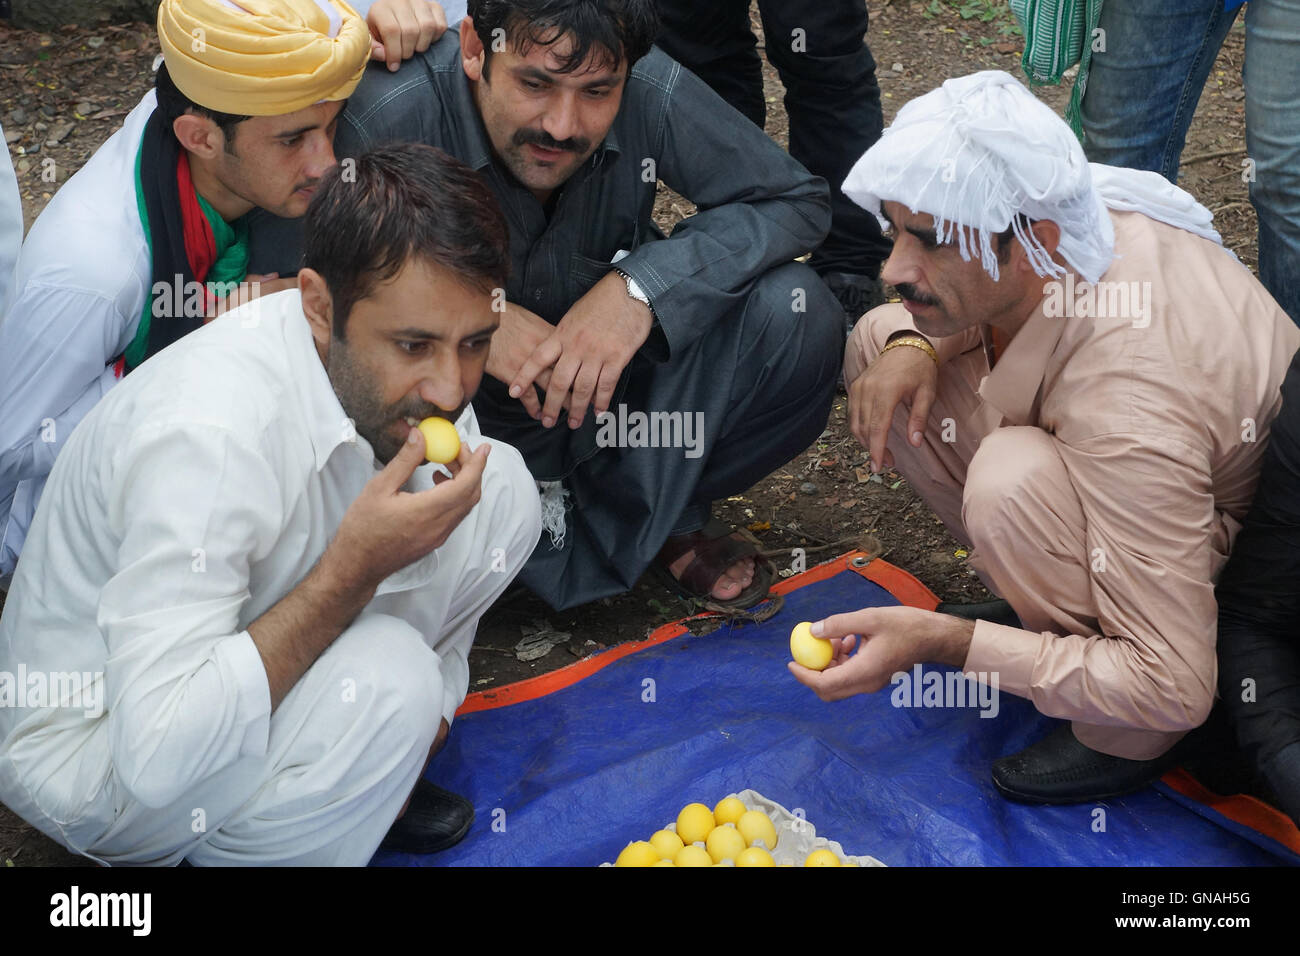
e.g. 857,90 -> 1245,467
616,268 -> 653,314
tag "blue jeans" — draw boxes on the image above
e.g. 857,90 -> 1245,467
1080,0 -> 1300,325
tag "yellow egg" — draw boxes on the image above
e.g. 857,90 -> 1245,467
674,844 -> 713,867
713,796 -> 747,826
736,809 -> 779,850
790,620 -> 833,671
735,846 -> 776,867
652,859 -> 676,867
675,802 -> 716,845
649,829 -> 685,860
705,824 -> 748,863
804,849 -> 841,867
614,841 -> 661,867
417,416 -> 461,464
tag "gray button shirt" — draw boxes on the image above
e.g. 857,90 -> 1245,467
331,32 -> 831,358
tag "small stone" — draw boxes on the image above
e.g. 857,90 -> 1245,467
86,36 -> 106,49
16,158 -> 31,175
3,130 -> 21,146
891,62 -> 904,72
799,482 -> 818,496
40,105 -> 55,119
33,122 -> 47,133
46,122 -> 74,145
8,108 -> 26,125
75,101 -> 93,116
25,143 -> 40,154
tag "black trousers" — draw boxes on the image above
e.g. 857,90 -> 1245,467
656,0 -> 891,277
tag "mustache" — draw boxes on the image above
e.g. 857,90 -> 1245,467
394,403 -> 466,424
894,282 -> 940,306
512,127 -> 589,155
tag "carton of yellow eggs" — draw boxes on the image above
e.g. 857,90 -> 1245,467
606,789 -> 885,867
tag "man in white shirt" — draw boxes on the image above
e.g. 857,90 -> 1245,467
0,143 -> 541,866
0,0 -> 449,586
0,117 -> 19,318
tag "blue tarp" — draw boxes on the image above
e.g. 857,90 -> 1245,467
376,565 -> 1299,866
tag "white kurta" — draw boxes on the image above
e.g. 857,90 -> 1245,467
0,119 -> 22,318
0,91 -> 156,584
0,289 -> 542,865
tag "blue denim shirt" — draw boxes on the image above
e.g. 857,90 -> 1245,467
332,33 -> 831,360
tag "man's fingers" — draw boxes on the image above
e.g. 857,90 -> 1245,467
567,362 -> 601,428
541,355 -> 579,428
867,396 -> 897,474
812,610 -> 877,642
509,337 -> 563,406
373,427 -> 428,495
446,441 -> 490,495
786,661 -> 851,702
592,364 -> 622,419
908,382 -> 935,448
848,379 -> 865,446
399,0 -> 419,64
419,1 -> 448,47
516,383 -> 542,419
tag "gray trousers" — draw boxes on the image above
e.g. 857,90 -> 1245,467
485,261 -> 842,610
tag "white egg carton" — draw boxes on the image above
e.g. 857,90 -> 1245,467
602,788 -> 886,866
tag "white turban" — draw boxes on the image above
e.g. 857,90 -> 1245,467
842,70 -> 1226,284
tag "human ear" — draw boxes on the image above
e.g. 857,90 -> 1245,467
461,16 -> 485,83
172,113 -> 224,159
298,268 -> 335,350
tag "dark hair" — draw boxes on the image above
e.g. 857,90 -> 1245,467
154,62 -> 251,154
303,143 -> 511,340
467,0 -> 658,78
994,213 -> 1035,265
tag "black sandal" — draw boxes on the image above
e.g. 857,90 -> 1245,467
654,517 -> 778,614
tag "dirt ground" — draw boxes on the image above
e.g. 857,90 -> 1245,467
0,2 -> 1258,866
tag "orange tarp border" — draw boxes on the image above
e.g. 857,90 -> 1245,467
457,550 -> 933,716
455,550 -> 1300,856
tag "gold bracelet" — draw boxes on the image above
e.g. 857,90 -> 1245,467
880,334 -> 939,365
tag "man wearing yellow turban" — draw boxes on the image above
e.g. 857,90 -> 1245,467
0,1 -> 446,584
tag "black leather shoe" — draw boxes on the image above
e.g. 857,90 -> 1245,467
992,724 -> 1184,804
378,778 -> 475,854
823,271 -> 886,339
935,599 -> 1021,629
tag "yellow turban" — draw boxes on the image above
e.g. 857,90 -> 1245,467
157,0 -> 370,116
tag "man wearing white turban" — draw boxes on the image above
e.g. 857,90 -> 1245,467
0,0 -> 448,587
791,71 -> 1300,804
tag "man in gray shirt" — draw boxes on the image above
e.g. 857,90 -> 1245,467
253,0 -> 841,611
